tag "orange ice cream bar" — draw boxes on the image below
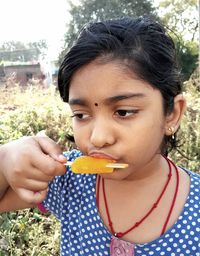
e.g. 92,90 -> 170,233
66,156 -> 128,174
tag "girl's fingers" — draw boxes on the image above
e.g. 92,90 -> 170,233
16,179 -> 49,192
16,188 -> 48,205
29,152 -> 66,177
34,136 -> 66,162
24,167 -> 56,182
9,136 -> 66,177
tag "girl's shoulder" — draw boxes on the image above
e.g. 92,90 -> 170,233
183,168 -> 200,184
181,169 -> 200,199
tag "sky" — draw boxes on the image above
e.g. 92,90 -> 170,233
0,0 -> 197,61
0,0 -> 71,60
0,0 -> 163,62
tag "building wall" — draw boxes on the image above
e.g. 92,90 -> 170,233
4,63 -> 44,85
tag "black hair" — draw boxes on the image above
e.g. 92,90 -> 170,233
58,16 -> 182,155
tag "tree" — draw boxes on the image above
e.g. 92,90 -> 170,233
59,0 -> 158,62
159,0 -> 198,41
157,0 -> 198,80
0,40 -> 47,63
175,39 -> 198,80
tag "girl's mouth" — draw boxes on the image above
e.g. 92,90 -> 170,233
88,151 -> 117,161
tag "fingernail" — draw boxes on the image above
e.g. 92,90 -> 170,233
58,154 -> 67,162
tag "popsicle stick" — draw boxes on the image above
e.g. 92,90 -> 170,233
64,161 -> 72,166
105,163 -> 128,168
64,161 -> 128,169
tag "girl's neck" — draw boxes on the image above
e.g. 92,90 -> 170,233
96,158 -> 190,244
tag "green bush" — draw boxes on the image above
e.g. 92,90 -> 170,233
0,85 -> 73,150
0,209 -> 60,256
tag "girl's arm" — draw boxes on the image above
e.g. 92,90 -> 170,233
0,136 -> 66,212
0,187 -> 36,212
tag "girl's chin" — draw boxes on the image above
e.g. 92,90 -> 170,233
99,169 -> 129,180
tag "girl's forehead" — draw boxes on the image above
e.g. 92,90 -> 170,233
69,61 -> 150,93
70,59 -> 139,84
68,61 -> 160,105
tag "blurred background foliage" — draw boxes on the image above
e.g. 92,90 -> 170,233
0,85 -> 73,150
0,0 -> 199,254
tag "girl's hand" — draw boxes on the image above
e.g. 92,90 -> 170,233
0,136 -> 66,204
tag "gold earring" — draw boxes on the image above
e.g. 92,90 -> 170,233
168,127 -> 175,139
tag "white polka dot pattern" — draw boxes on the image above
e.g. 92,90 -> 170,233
43,150 -> 200,255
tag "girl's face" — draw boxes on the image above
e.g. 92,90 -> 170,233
68,61 -> 170,180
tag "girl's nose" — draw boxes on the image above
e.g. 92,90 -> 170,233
90,119 -> 115,148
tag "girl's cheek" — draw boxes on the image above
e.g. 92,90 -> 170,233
73,130 -> 87,150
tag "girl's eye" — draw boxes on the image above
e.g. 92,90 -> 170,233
71,113 -> 90,120
115,109 -> 139,117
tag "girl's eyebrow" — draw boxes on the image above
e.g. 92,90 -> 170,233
68,93 -> 146,106
68,98 -> 87,106
104,93 -> 146,104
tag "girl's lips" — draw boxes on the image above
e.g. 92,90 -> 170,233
88,152 -> 117,161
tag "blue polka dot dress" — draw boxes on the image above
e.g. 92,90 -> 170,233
42,150 -> 200,256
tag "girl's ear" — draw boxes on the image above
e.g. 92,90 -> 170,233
165,94 -> 186,136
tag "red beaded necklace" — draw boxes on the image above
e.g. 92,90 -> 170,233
96,156 -> 179,239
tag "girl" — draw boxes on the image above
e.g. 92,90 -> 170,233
0,17 -> 199,255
